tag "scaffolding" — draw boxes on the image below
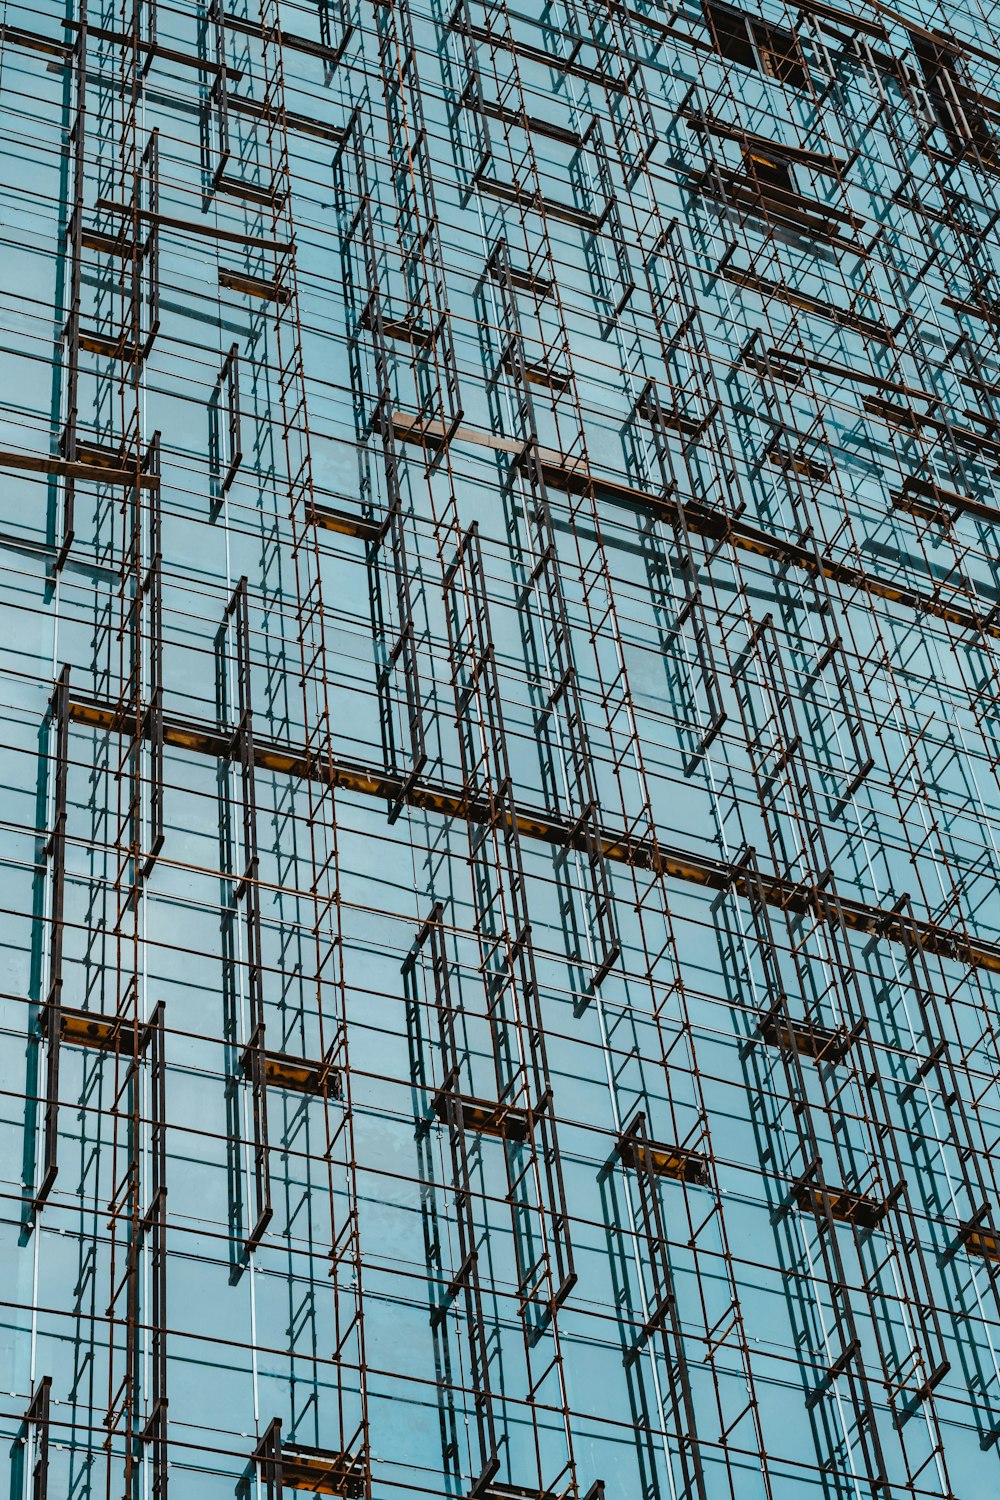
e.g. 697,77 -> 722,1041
3,0 -> 1000,1496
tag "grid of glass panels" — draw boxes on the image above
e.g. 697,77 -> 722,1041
1,1 -> 1000,1497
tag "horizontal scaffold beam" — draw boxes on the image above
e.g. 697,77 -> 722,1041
390,413 -> 1000,640
66,693 -> 1000,978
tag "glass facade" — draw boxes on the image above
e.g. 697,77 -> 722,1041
2,0 -> 1000,1496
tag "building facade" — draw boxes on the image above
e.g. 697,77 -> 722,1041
1,0 -> 1000,1496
